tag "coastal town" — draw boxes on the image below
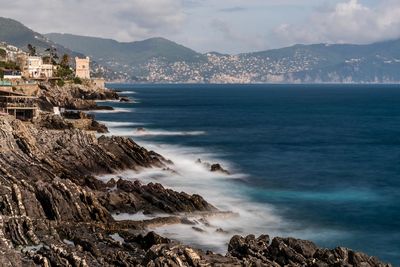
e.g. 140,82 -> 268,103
0,41 -> 105,121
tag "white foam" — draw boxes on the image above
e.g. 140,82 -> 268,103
97,143 -> 307,253
98,121 -> 147,127
119,91 -> 137,95
110,233 -> 125,244
97,121 -> 347,253
112,211 -> 172,221
94,99 -> 121,103
132,130 -> 206,137
88,108 -> 134,114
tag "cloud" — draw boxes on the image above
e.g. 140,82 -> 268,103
218,7 -> 248,13
209,18 -> 267,53
273,0 -> 400,45
0,0 -> 186,41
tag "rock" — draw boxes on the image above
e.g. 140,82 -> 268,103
227,235 -> 392,267
192,227 -> 205,233
119,97 -> 131,102
38,83 -> 119,111
210,163 -> 230,175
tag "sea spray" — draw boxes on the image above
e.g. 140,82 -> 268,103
99,123 -> 346,253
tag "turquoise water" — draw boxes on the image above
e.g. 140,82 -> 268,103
95,84 -> 400,264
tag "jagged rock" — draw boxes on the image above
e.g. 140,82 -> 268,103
38,83 -> 118,110
227,234 -> 391,267
119,96 -> 131,102
210,163 -> 230,175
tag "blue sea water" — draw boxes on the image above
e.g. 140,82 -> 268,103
94,84 -> 400,265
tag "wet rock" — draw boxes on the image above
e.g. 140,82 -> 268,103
192,227 -> 205,233
227,234 -> 391,267
210,163 -> 230,175
119,96 -> 131,102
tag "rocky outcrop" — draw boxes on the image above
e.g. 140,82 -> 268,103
38,83 -> 119,111
227,234 -> 391,267
99,179 -> 216,215
0,115 -> 218,266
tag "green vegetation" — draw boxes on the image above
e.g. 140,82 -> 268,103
54,54 -> 74,85
73,77 -> 82,84
45,33 -> 206,66
57,79 -> 65,87
27,43 -> 36,56
0,48 -> 6,59
0,61 -> 20,70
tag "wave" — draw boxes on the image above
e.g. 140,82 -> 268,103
88,108 -> 134,114
131,130 -> 206,137
94,99 -> 121,103
99,120 -> 206,137
98,121 -> 147,127
119,91 -> 137,95
97,142 -> 346,253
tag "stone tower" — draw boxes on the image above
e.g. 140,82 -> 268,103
75,57 -> 90,79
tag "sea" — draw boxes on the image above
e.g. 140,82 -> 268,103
92,84 -> 400,265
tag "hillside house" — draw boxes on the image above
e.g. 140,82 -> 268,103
3,70 -> 22,80
26,56 -> 54,79
75,57 -> 90,79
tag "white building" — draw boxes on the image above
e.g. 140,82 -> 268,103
27,56 -> 54,78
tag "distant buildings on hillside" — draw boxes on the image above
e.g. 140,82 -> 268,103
0,41 -> 105,121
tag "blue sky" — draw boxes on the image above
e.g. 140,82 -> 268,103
0,0 -> 399,54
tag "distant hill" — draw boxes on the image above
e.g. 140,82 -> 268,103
46,31 -> 400,83
2,17 -> 400,83
0,17 -> 81,58
45,33 -> 205,66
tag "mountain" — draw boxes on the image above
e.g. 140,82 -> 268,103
45,33 -> 205,65
46,31 -> 400,83
2,17 -> 400,83
0,17 -> 80,58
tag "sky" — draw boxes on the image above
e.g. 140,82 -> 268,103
1,0 -> 400,54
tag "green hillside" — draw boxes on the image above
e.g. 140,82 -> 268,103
45,33 -> 205,66
0,17 -> 82,57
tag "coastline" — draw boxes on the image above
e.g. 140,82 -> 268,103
0,82 -> 393,266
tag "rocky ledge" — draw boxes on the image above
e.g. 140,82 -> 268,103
38,83 -> 119,111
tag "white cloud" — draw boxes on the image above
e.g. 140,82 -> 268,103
273,0 -> 400,45
0,0 -> 186,41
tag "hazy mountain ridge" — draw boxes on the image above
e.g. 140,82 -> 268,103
47,32 -> 400,83
2,17 -> 400,83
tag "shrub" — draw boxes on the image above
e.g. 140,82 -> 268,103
73,77 -> 82,84
57,79 -> 65,87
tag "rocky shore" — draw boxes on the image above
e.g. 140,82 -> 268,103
0,83 -> 392,266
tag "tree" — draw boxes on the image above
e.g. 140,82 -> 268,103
45,47 -> 58,64
60,54 -> 70,67
27,44 -> 36,56
55,53 -> 73,81
0,48 -> 6,61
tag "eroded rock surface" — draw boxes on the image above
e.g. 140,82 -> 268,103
0,115 -> 218,266
38,83 -> 119,111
